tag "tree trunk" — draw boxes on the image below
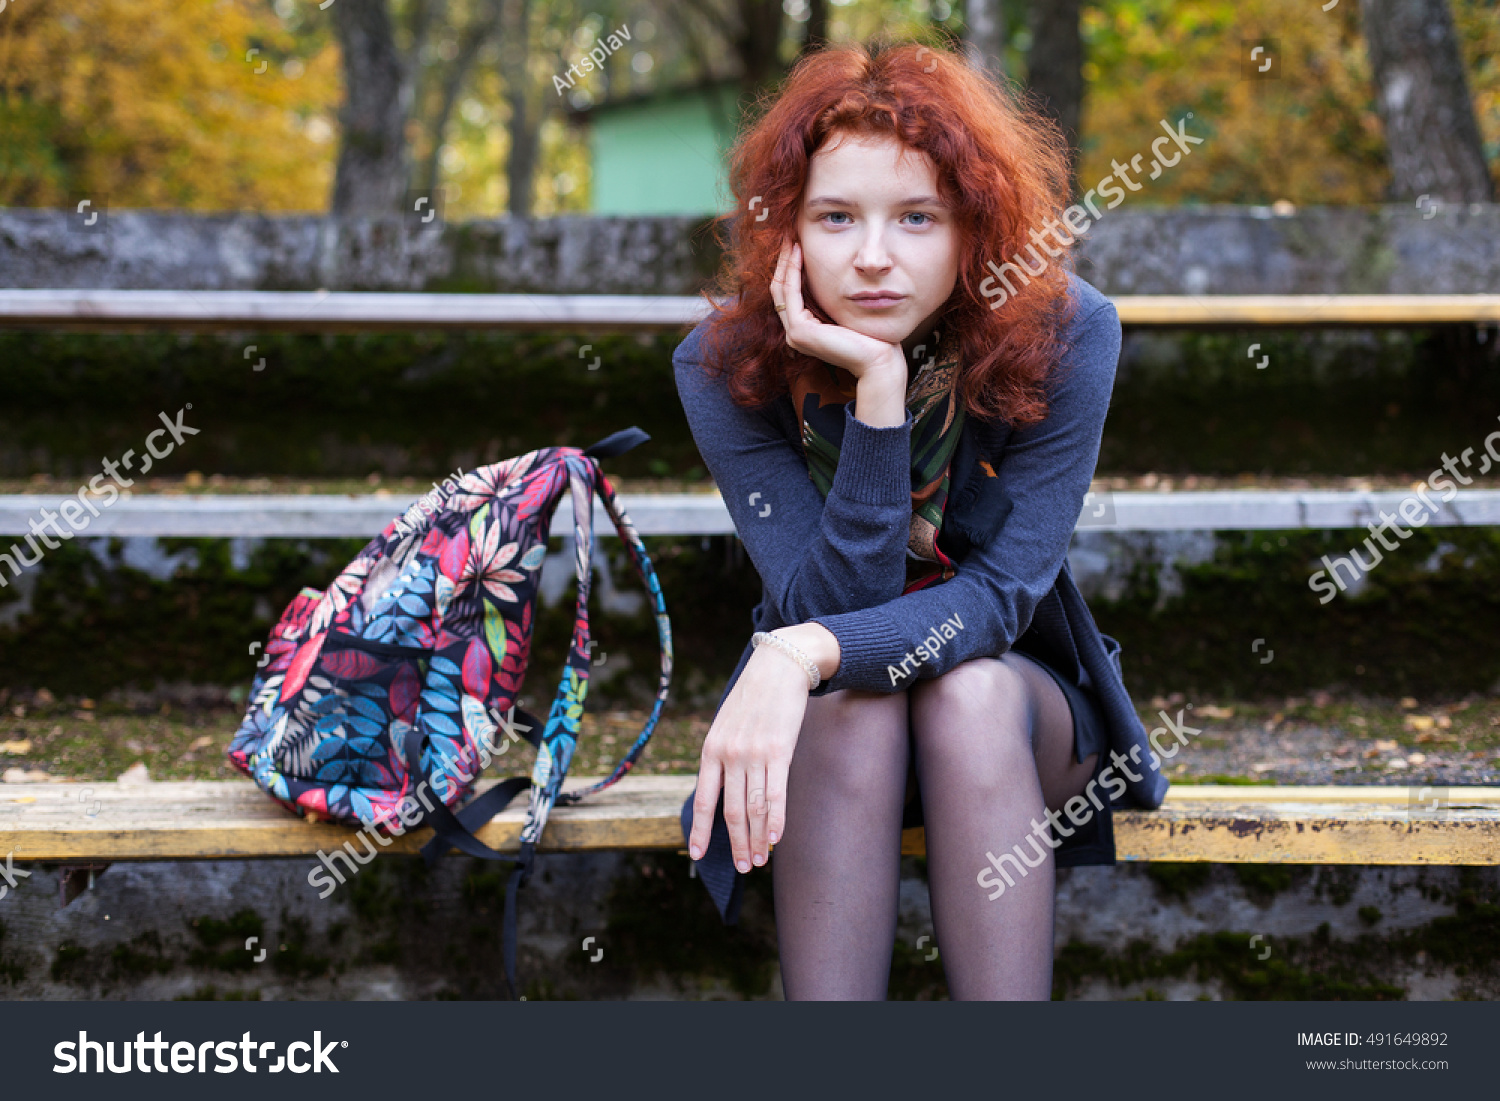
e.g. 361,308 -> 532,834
1359,0 -> 1494,202
1027,0 -> 1081,196
419,0 -> 504,195
964,0 -> 1006,85
330,0 -> 415,215
504,0 -> 539,215
801,0 -> 830,56
735,0 -> 786,92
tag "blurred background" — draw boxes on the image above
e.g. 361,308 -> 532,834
0,0 -> 1497,729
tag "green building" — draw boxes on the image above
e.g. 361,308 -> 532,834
565,78 -> 744,215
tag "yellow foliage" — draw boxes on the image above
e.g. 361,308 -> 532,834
0,0 -> 341,210
1077,0 -> 1391,205
1076,0 -> 1499,205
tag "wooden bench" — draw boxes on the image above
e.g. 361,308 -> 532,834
3,777 -> 1497,865
1,290 -> 1498,332
3,488 -> 1498,539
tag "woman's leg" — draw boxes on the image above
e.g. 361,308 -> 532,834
773,687 -> 910,1000
908,651 -> 1097,1000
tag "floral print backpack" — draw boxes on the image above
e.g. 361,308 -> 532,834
227,427 -> 672,997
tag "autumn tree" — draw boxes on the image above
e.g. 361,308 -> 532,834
1359,0 -> 1494,201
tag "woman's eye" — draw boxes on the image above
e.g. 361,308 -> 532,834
821,212 -> 851,225
905,212 -> 934,226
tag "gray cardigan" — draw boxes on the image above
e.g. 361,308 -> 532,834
672,274 -> 1168,922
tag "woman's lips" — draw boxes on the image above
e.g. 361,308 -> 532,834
849,295 -> 905,309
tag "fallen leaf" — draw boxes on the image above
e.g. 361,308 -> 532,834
1198,705 -> 1235,719
0,739 -> 32,755
117,762 -> 151,785
1399,697 -> 1418,710
2,767 -> 53,783
1407,753 -> 1427,765
1403,715 -> 1434,732
187,735 -> 215,752
1374,739 -> 1399,752
1386,758 -> 1409,770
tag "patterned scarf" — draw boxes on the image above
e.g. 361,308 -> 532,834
790,324 -> 967,593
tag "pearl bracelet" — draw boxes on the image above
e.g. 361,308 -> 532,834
751,630 -> 821,691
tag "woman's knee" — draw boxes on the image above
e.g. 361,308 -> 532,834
909,658 -> 1036,788
793,688 -> 908,801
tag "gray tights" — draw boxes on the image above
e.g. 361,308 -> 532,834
771,650 -> 1097,1000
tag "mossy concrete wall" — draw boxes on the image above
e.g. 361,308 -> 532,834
2,205 -> 1498,293
1,854 -> 1495,1000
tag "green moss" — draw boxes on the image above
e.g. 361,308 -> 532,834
1146,862 -> 1214,900
1358,906 -> 1383,926
594,853 -> 778,998
1319,867 -> 1359,907
0,921 -> 26,983
886,937 -> 949,1001
1096,526 -> 1500,699
1400,899 -> 1500,970
1053,931 -> 1406,1001
187,908 -> 264,971
1189,775 -> 1277,786
0,329 -> 705,481
269,914 -> 332,979
175,984 -> 263,1001
1233,864 -> 1300,904
109,931 -> 174,978
51,942 -> 89,982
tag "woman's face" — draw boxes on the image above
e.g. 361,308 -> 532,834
795,131 -> 959,355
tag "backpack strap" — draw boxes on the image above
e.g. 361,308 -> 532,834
400,723 -> 533,998
582,426 -> 650,459
407,426 -> 665,1000
556,461 -> 672,803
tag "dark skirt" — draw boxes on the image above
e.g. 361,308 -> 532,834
898,645 -> 1115,867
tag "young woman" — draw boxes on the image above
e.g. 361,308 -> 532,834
673,39 -> 1167,1000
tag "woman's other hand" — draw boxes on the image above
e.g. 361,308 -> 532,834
689,623 -> 841,871
772,237 -> 906,383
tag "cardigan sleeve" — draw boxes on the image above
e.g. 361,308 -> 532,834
673,327 -> 913,625
806,297 -> 1122,695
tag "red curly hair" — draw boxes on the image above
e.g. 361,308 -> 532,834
695,37 -> 1079,429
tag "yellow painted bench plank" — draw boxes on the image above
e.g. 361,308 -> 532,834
1,779 -> 1496,864
1111,294 -> 1500,327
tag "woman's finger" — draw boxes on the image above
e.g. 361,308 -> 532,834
689,753 -> 722,861
764,754 -> 790,853
770,237 -> 790,311
783,241 -> 806,323
721,763 -> 752,873
746,762 -> 769,866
